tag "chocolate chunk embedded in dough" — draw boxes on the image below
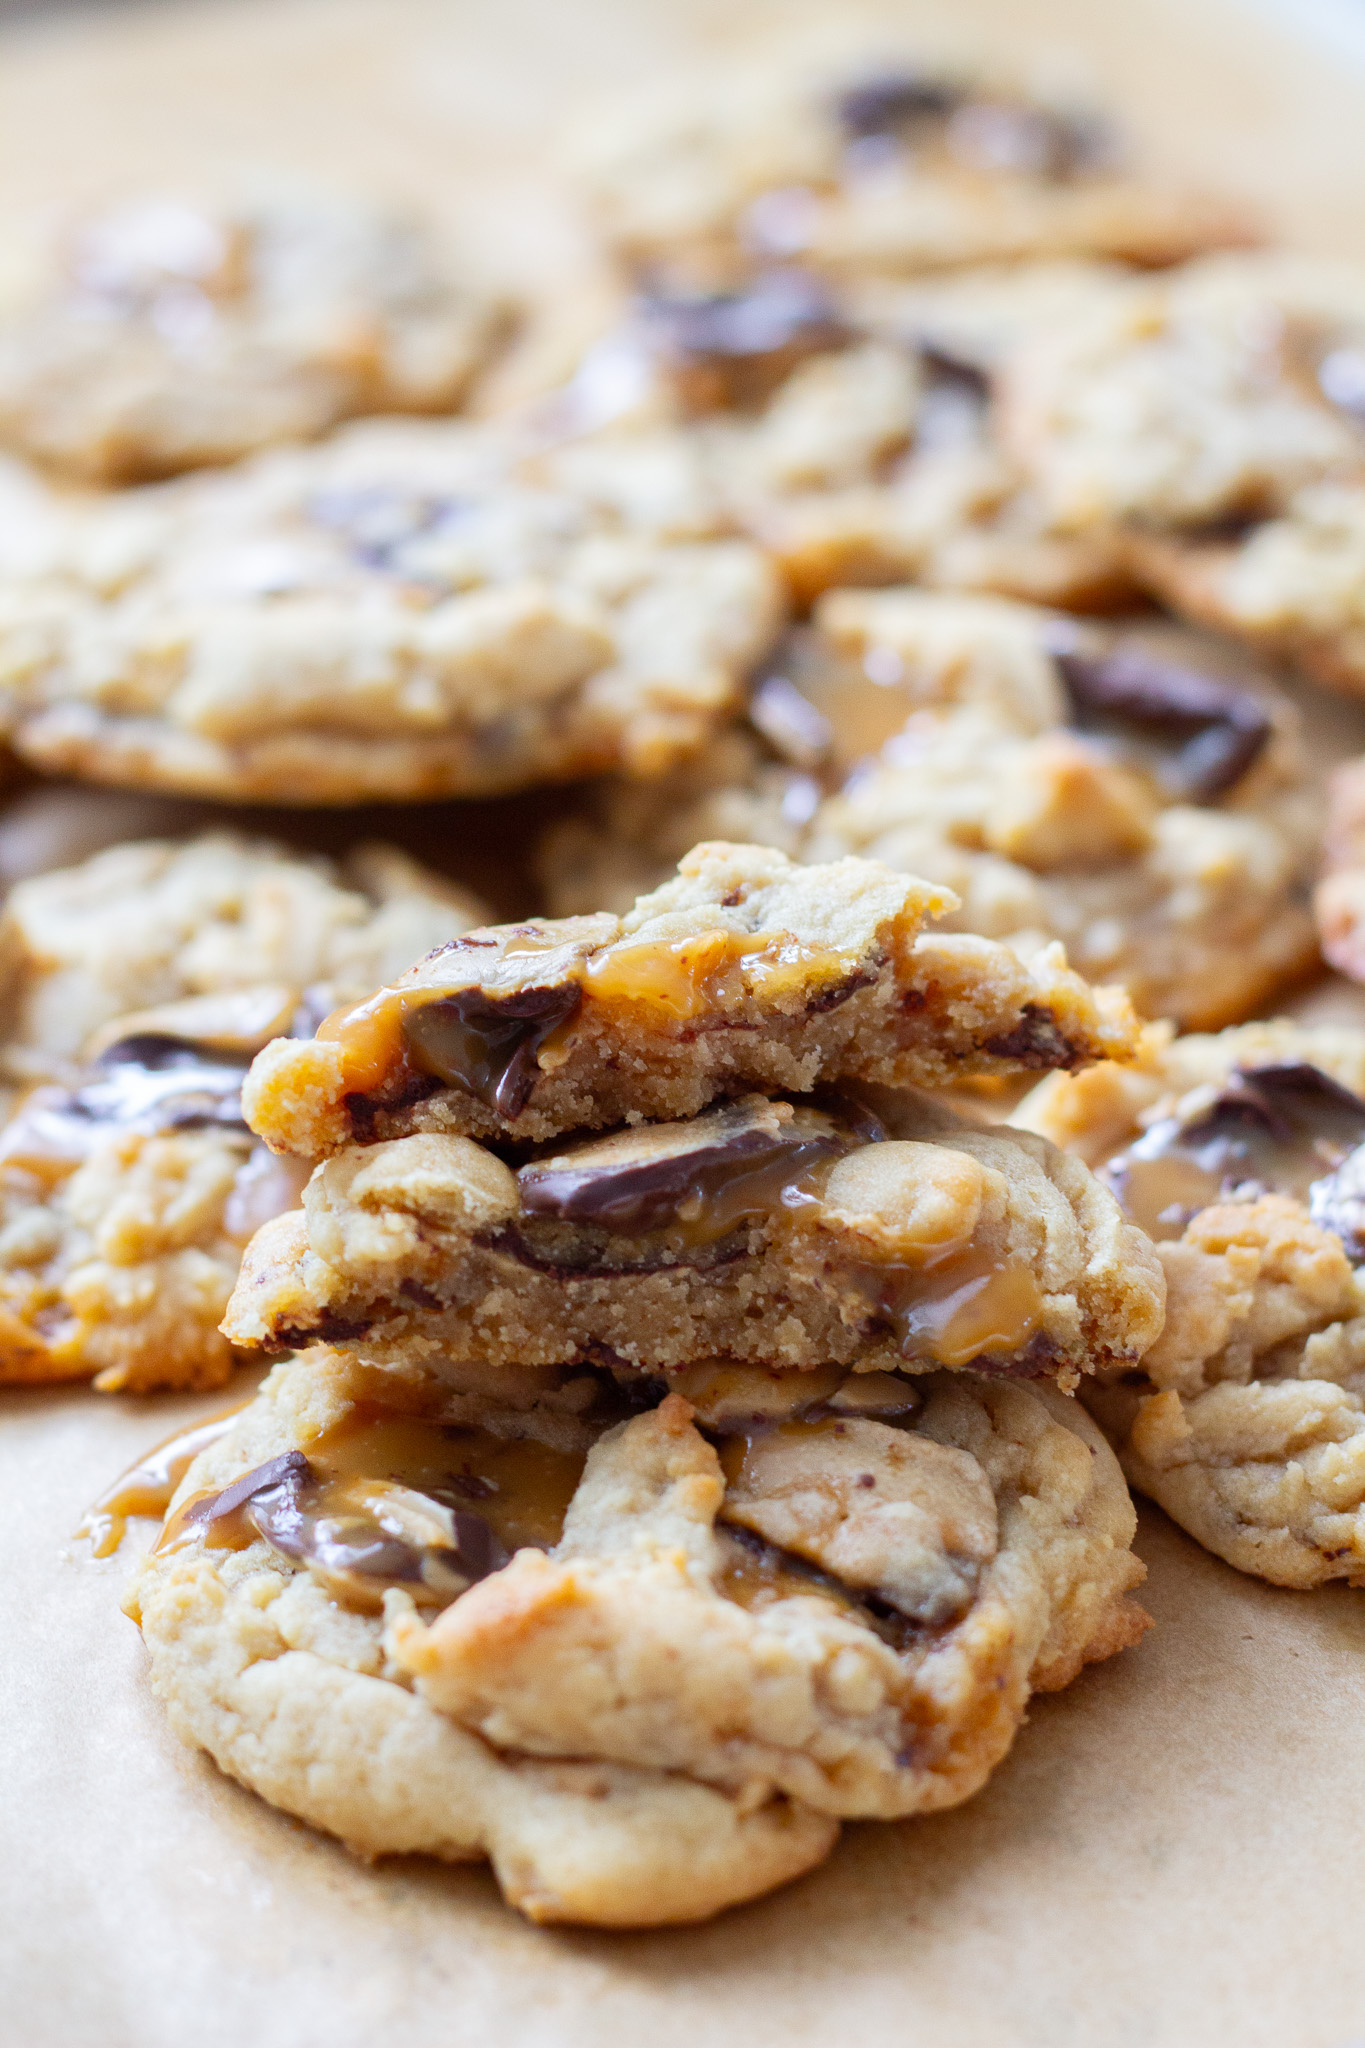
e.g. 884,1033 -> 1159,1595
518,1096 -> 860,1236
835,70 -> 962,139
1049,637 -> 1273,801
403,980 -> 584,1121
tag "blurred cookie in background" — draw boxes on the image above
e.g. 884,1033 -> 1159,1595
0,415 -> 784,803
540,589 -> 1320,1030
569,47 -> 1255,295
0,185 -> 512,484
1001,252 -> 1365,698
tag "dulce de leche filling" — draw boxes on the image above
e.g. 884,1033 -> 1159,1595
314,923 -> 867,1121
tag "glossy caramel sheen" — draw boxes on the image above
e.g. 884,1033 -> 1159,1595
78,1403 -> 248,1556
316,925 -> 860,1105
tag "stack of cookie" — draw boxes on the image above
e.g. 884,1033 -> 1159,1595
7,26 -> 1365,1939
128,841 -> 1162,1924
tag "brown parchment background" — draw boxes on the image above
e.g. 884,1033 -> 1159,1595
7,2 -> 1365,2043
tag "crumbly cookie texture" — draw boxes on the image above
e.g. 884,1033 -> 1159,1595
571,52 -> 1251,290
0,416 -> 782,804
128,1345 -> 1147,1925
1015,1021 -> 1365,1585
0,188 -> 509,484
540,592 -> 1320,1029
242,840 -> 1139,1165
0,835 -> 484,1390
518,264 -> 1137,613
223,1080 -> 1163,1385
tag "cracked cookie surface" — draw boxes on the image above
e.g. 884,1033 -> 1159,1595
0,187 -> 508,483
540,592 -> 1319,1029
572,50 -> 1250,292
0,415 -> 782,803
128,1343 -> 1147,1925
1016,1020 -> 1365,1585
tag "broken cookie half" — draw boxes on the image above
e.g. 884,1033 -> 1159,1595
127,1344 -> 1149,1927
242,839 -> 1139,1159
223,1082 -> 1162,1388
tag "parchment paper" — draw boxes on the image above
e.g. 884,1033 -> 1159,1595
6,3 -> 1365,2043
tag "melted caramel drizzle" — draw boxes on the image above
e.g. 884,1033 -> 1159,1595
77,1401 -> 249,1557
317,925 -> 859,1106
845,1244 -> 1044,1368
155,1403 -> 587,1613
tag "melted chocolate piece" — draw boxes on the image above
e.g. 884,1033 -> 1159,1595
183,1449 -> 313,1532
403,981 -> 583,1121
638,270 -> 849,409
517,1098 -> 852,1235
1050,638 -> 1272,801
717,1520 -> 926,1651
1105,1061 -> 1365,1239
835,70 -> 962,139
0,1037 -> 252,1171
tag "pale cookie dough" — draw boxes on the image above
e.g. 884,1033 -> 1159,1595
1015,1020 -> 1365,1585
0,416 -> 783,803
540,593 -> 1320,1029
0,187 -> 508,483
222,1082 -> 1163,1386
571,52 -> 1250,291
128,1344 -> 1148,1924
0,834 -> 485,1390
241,840 -> 1139,1164
520,264 -> 1137,611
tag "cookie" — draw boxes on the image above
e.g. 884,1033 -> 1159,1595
0,416 -> 783,803
572,53 -> 1251,292
1015,1020 -> 1365,1585
224,1073 -> 1162,1384
127,1343 -> 1148,1924
241,839 -> 1139,1166
0,834 -> 486,1390
0,188 -> 509,483
541,592 -> 1320,1029
522,264 -> 1138,611
999,253 -> 1365,694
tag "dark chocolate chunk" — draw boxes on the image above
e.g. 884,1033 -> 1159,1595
1049,636 -> 1273,801
1106,1061 -> 1365,1238
835,69 -> 961,139
981,1004 -> 1078,1069
183,1449 -> 314,1530
517,1098 -> 853,1236
403,980 -> 583,1121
